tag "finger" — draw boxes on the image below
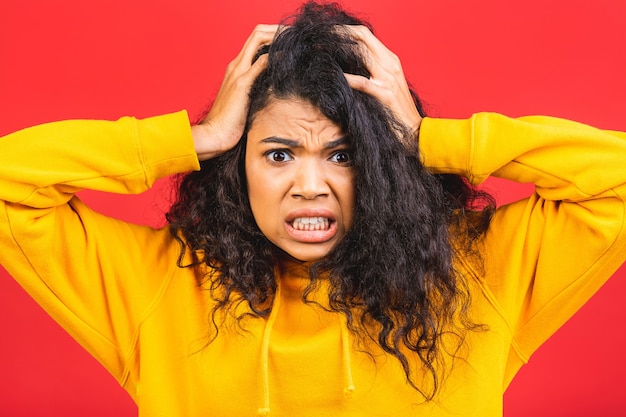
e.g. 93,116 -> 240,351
344,73 -> 388,97
345,71 -> 421,134
245,52 -> 269,82
236,24 -> 279,67
220,25 -> 276,86
231,50 -> 269,96
344,26 -> 402,78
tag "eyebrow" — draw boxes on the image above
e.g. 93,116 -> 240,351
259,136 -> 351,149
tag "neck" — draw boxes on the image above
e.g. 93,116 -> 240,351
274,254 -> 314,298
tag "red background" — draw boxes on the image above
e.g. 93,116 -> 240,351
1,1 -> 625,416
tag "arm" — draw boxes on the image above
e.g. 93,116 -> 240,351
0,112 -> 198,205
0,24 -> 276,381
0,111 -> 199,380
346,26 -> 626,382
421,113 -> 626,381
420,113 -> 626,200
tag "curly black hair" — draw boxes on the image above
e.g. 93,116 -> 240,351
167,1 -> 495,400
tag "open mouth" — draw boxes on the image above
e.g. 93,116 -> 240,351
290,217 -> 331,231
285,212 -> 338,243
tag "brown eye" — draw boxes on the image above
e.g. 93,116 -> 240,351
265,150 -> 293,163
330,150 -> 353,165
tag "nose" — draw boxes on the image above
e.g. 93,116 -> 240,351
291,158 -> 330,200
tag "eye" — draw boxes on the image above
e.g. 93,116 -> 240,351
265,150 -> 293,163
329,150 -> 353,165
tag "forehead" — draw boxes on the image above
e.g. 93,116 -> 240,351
249,99 -> 344,139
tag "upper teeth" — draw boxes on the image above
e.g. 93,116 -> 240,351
297,217 -> 323,224
292,217 -> 330,230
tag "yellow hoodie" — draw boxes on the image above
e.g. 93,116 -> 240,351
0,111 -> 624,416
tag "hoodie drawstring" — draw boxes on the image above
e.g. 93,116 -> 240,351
340,315 -> 356,399
257,292 -> 281,417
256,291 -> 356,415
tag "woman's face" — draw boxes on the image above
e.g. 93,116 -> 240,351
245,99 -> 355,262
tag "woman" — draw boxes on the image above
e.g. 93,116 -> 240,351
1,2 -> 624,416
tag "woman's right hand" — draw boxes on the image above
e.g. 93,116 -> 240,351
192,24 -> 277,161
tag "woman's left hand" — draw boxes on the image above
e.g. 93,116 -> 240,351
343,26 -> 423,136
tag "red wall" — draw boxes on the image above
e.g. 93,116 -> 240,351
1,1 -> 625,416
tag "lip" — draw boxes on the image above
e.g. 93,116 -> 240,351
285,208 -> 336,223
285,208 -> 338,243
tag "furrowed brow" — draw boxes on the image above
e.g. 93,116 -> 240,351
259,137 -> 301,147
324,136 -> 351,149
258,135 -> 350,148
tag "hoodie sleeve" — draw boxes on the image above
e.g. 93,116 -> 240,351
0,111 -> 200,382
419,113 -> 626,383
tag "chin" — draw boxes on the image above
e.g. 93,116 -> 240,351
277,245 -> 333,263
287,251 -> 327,263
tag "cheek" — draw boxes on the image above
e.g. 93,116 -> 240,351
245,161 -> 281,237
245,162 -> 265,215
